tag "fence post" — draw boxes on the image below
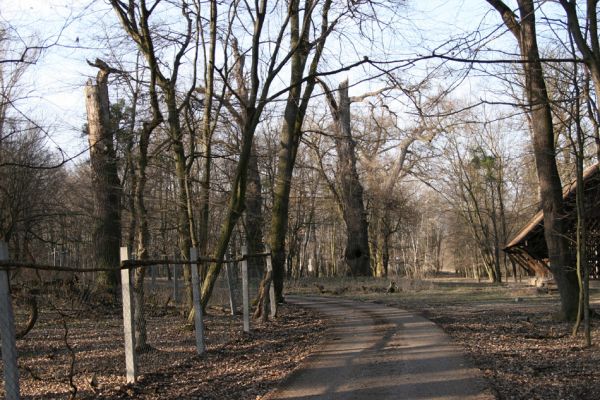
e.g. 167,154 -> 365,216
0,241 -> 20,400
120,247 -> 137,383
173,263 -> 180,304
189,248 -> 205,354
241,246 -> 250,333
225,253 -> 238,315
266,249 -> 277,319
150,264 -> 156,293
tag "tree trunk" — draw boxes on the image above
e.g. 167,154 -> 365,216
325,80 -> 371,276
517,0 -> 578,319
199,3 -> 272,310
165,92 -> 194,312
197,138 -> 211,261
253,268 -> 272,322
269,0 -> 333,301
197,0 -> 217,264
84,63 -> 121,290
270,70 -> 308,301
489,182 -> 502,283
245,143 -> 265,277
156,99 -> 194,314
382,232 -> 391,277
132,110 -> 153,352
200,112 -> 261,309
487,0 -> 579,319
569,49 -> 591,344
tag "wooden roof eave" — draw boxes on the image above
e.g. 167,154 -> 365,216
503,163 -> 600,252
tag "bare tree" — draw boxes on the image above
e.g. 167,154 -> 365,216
318,79 -> 371,276
202,0 -> 310,310
84,59 -> 122,290
486,0 -> 579,319
109,0 -> 199,311
196,0 -> 218,262
559,1 -> 600,101
269,0 -> 335,303
0,24 -> 40,149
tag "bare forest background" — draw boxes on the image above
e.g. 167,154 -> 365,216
2,0 -> 600,325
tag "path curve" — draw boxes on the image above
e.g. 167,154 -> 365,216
264,296 -> 494,400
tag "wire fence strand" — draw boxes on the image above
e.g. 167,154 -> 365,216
0,242 -> 272,399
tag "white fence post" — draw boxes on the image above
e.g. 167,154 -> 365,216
0,241 -> 20,400
120,247 -> 137,383
266,249 -> 277,319
241,246 -> 250,333
189,248 -> 205,354
225,254 -> 238,315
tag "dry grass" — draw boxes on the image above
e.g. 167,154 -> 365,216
288,274 -> 549,305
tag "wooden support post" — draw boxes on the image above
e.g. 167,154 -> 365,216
120,247 -> 137,383
225,254 -> 238,315
241,246 -> 250,333
266,250 -> 277,319
189,248 -> 205,354
0,241 -> 20,400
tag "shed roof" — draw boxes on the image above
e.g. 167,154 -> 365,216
504,163 -> 600,251
503,163 -> 600,277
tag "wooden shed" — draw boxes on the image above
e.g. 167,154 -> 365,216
503,163 -> 600,279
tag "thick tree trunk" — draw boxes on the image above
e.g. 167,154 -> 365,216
488,0 -> 578,318
517,0 -> 578,319
253,268 -> 272,322
373,227 -> 390,278
84,64 -> 122,290
325,80 -> 371,276
382,232 -> 390,277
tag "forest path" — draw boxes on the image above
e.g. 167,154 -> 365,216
264,296 -> 494,400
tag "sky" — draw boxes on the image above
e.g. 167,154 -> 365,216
1,0 -> 526,162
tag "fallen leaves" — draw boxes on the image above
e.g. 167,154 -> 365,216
2,299 -> 326,399
422,301 -> 600,400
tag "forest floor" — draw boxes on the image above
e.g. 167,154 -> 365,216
7,275 -> 600,399
4,288 -> 327,400
288,275 -> 600,400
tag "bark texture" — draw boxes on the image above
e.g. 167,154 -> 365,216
269,8 -> 309,300
487,0 -> 579,319
197,0 -> 218,262
200,2 -> 272,309
269,0 -> 332,300
324,80 -> 371,276
84,61 -> 122,289
245,144 -> 265,276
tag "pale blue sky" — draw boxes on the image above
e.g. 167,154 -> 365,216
1,0 -> 548,160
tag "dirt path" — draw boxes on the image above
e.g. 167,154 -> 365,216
264,296 -> 494,400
